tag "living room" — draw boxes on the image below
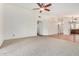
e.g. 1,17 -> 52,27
0,3 -> 79,56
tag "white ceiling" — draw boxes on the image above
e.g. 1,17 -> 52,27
10,3 -> 79,16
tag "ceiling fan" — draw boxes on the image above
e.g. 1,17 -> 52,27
33,3 -> 52,13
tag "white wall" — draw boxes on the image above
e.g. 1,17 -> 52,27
0,4 -> 4,46
47,17 -> 58,35
3,4 -> 37,40
1,3 -> 79,40
37,16 -> 58,35
37,19 -> 49,35
0,4 -> 3,39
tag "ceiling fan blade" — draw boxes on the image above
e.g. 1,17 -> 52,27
41,3 -> 44,7
44,9 -> 50,11
37,3 -> 42,7
45,3 -> 52,7
41,3 -> 43,5
33,8 -> 39,10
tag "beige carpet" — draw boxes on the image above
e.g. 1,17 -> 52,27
0,36 -> 79,56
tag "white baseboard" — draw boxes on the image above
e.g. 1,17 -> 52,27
4,34 -> 37,40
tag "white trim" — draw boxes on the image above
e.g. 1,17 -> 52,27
5,34 -> 37,40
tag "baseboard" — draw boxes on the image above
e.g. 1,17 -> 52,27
5,34 -> 37,40
39,34 -> 57,37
